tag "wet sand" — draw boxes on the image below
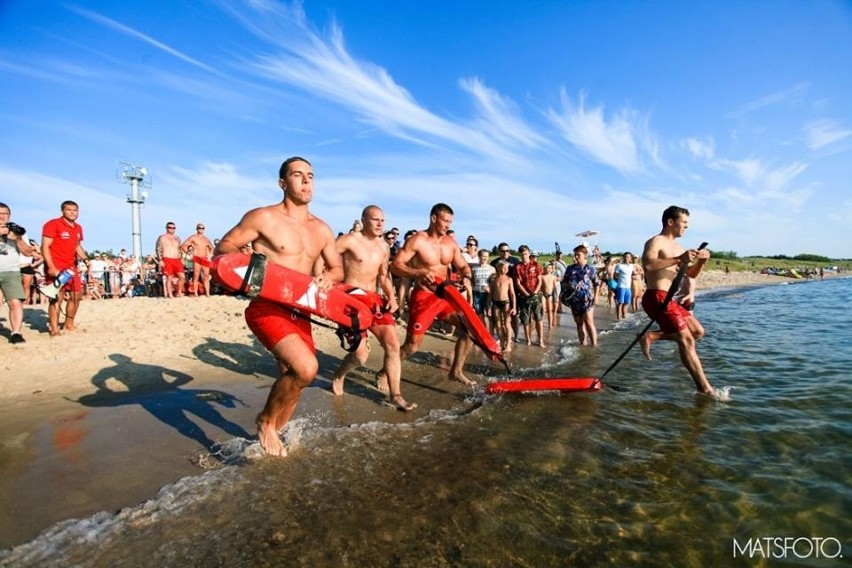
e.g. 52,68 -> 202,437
0,269 -> 807,548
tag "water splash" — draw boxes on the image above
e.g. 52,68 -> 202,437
710,385 -> 735,402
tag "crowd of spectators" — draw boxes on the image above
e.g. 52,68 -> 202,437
16,246 -> 216,304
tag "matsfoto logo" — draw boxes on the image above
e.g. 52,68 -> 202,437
732,537 -> 843,560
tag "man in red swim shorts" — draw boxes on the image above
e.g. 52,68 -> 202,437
640,205 -> 714,396
155,221 -> 185,298
390,203 -> 475,386
41,200 -> 88,335
181,223 -> 215,297
330,205 -> 416,411
215,156 -> 343,457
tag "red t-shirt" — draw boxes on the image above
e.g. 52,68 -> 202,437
515,260 -> 541,294
42,217 -> 84,270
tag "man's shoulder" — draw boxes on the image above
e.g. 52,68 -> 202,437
42,217 -> 61,231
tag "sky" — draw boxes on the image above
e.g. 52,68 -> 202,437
2,0 -> 851,259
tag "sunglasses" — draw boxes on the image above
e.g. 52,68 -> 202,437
499,249 -> 509,253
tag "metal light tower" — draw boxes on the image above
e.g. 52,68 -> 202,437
117,162 -> 151,261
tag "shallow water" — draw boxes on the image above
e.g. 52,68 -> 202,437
2,277 -> 850,567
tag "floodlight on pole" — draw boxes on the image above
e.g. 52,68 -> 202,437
117,162 -> 151,261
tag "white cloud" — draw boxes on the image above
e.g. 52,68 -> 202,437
727,82 -> 809,118
69,6 -> 221,76
805,119 -> 852,150
709,158 -> 810,209
460,77 -> 547,149
711,157 -> 765,187
546,89 -> 643,174
683,137 -> 715,160
224,2 -> 523,163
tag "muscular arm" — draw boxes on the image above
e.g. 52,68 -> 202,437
318,229 -> 343,287
377,257 -> 398,312
686,250 -> 710,278
41,236 -> 57,276
215,211 -> 261,255
390,234 -> 429,281
642,237 -> 685,273
450,244 -> 473,298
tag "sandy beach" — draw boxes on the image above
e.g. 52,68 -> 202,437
0,269 -> 810,548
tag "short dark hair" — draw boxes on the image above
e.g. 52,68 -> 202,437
662,205 -> 689,226
430,203 -> 453,217
0,202 -> 9,211
361,204 -> 381,220
61,200 -> 78,210
279,156 -> 311,179
573,245 -> 588,255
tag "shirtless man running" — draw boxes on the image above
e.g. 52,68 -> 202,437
331,205 -> 416,411
640,205 -> 714,395
155,222 -> 185,298
388,203 -> 475,386
182,223 -> 215,297
215,156 -> 343,456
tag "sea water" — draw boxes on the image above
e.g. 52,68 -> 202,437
2,277 -> 850,567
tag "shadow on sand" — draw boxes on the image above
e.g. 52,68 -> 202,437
191,336 -> 278,379
72,353 -> 251,451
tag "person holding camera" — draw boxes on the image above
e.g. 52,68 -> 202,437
41,200 -> 87,336
0,202 -> 38,343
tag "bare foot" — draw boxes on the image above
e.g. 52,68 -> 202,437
331,376 -> 345,396
375,370 -> 389,394
256,414 -> 287,457
49,328 -> 61,337
537,341 -> 546,348
640,334 -> 653,360
450,374 -> 477,386
390,394 -> 417,412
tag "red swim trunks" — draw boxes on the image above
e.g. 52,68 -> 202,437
339,286 -> 396,328
642,289 -> 691,334
162,257 -> 185,277
407,287 -> 454,336
245,298 -> 314,353
193,256 -> 212,268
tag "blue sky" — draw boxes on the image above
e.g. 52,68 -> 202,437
2,0 -> 851,258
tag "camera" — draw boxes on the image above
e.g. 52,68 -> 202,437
4,222 -> 26,236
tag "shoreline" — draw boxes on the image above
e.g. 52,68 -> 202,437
0,269 -> 829,548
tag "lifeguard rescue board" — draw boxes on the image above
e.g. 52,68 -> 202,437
484,377 -> 602,395
212,252 -> 372,333
433,280 -> 506,366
